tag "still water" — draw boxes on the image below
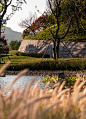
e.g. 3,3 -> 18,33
0,75 -> 48,95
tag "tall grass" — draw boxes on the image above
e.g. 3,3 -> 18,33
0,62 -> 86,119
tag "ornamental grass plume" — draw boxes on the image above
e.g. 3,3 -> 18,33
0,62 -> 86,119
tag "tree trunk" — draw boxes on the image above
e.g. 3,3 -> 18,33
52,41 -> 56,59
57,41 -> 59,58
53,38 -> 58,59
55,40 -> 57,59
0,21 -> 1,37
76,18 -> 79,34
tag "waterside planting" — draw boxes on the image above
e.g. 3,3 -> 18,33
42,75 -> 78,88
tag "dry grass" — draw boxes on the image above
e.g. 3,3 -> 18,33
0,62 -> 86,119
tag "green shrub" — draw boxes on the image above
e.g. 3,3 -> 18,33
8,40 -> 21,51
9,50 -> 50,58
1,56 -> 86,71
42,75 -> 77,88
5,58 -> 86,71
9,50 -> 19,55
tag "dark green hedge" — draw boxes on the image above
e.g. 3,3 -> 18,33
6,58 -> 86,71
9,50 -> 50,58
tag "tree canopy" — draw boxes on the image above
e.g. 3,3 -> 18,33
60,0 -> 86,34
44,0 -> 86,59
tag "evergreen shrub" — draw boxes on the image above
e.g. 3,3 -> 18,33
6,58 -> 86,71
9,50 -> 50,58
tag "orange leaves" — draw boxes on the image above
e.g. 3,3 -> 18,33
0,37 -> 9,53
31,15 -> 47,30
22,15 -> 48,38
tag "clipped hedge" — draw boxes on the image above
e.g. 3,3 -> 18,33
9,50 -> 50,58
5,57 -> 86,71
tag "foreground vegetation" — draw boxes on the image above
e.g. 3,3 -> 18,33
0,55 -> 86,71
0,62 -> 86,119
42,75 -> 78,88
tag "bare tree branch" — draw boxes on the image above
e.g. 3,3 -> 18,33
60,17 -> 72,39
7,0 -> 12,7
80,19 -> 86,31
0,0 -> 26,36
48,0 -> 55,16
60,39 -> 74,58
19,12 -> 37,28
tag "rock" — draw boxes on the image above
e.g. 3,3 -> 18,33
58,72 -> 65,79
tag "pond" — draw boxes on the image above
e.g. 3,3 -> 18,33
0,75 -> 48,95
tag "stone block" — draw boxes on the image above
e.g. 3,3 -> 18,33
58,72 -> 65,79
18,40 -> 86,58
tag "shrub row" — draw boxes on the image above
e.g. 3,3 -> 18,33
6,58 -> 86,71
9,50 -> 50,58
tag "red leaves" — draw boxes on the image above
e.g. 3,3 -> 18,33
31,15 -> 47,30
22,15 -> 48,38
0,36 -> 9,53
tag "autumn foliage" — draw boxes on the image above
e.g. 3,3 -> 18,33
22,29 -> 30,38
0,36 -> 9,54
22,15 -> 48,38
31,15 -> 48,30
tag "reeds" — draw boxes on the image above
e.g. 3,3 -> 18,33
0,61 -> 86,119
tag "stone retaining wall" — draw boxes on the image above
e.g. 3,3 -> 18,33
18,40 -> 86,58
4,70 -> 85,78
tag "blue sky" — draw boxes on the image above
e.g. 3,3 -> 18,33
6,0 -> 46,33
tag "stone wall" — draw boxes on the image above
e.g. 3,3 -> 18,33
18,40 -> 86,58
4,70 -> 85,77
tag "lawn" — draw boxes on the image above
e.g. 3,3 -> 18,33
0,56 -> 41,64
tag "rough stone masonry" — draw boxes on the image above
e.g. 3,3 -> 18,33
18,40 -> 86,58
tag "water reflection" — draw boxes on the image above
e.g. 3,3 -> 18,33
0,75 -> 48,93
